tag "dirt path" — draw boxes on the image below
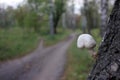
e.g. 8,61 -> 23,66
0,34 -> 75,80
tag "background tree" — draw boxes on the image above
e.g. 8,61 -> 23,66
87,0 -> 120,79
15,5 -> 29,28
0,5 -> 15,28
26,0 -> 47,32
49,0 -> 54,35
49,0 -> 66,35
0,6 -> 7,28
52,0 -> 65,34
64,0 -> 77,30
100,0 -> 109,37
81,0 -> 100,34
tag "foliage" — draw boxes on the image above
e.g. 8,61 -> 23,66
15,5 -> 28,27
0,0 -> 66,35
15,4 -> 46,32
27,0 -> 47,13
0,6 -> 15,28
24,11 -> 40,31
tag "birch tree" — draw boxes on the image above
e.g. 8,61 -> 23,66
100,0 -> 109,37
49,0 -> 54,35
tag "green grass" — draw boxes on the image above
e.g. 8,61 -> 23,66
0,27 -> 39,61
41,28 -> 71,46
62,41 -> 94,80
62,29 -> 101,80
0,27 -> 70,61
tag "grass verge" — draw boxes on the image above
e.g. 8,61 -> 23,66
41,29 -> 71,46
62,29 -> 101,80
0,27 -> 39,61
62,40 -> 94,80
0,27 -> 71,61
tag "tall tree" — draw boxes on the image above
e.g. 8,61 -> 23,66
49,0 -> 54,35
65,0 -> 78,30
0,6 -> 15,28
71,0 -> 76,30
27,0 -> 47,12
87,0 -> 120,79
82,0 -> 100,34
84,0 -> 91,33
100,0 -> 109,37
0,7 -> 7,28
27,0 -> 65,35
15,5 -> 29,27
27,0 -> 47,32
52,0 -> 65,34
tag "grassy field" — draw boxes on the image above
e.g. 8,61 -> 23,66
0,27 -> 70,61
62,29 -> 101,80
41,28 -> 71,46
0,27 -> 39,61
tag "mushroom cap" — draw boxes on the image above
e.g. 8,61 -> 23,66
77,34 -> 96,49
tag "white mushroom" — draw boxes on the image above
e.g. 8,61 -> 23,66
77,34 -> 97,58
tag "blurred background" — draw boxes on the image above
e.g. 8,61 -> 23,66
0,0 -> 115,80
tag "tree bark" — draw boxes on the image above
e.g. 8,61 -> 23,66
100,0 -> 109,37
62,13 -> 67,28
87,0 -> 120,80
49,0 -> 54,36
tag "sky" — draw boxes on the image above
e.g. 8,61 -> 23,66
0,0 -> 24,8
74,0 -> 84,14
0,0 -> 84,8
0,0 -> 83,14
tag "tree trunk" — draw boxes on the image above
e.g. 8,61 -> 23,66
53,19 -> 59,34
87,0 -> 120,80
84,0 -> 91,34
100,0 -> 109,37
62,13 -> 67,28
53,26 -> 57,34
49,0 -> 54,36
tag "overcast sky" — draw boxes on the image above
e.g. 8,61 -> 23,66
0,0 -> 83,8
74,0 -> 84,14
0,0 -> 24,8
0,0 -> 83,14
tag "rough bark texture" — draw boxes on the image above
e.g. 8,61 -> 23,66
87,0 -> 120,80
100,0 -> 109,37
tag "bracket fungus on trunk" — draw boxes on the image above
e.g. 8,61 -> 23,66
77,34 -> 97,58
